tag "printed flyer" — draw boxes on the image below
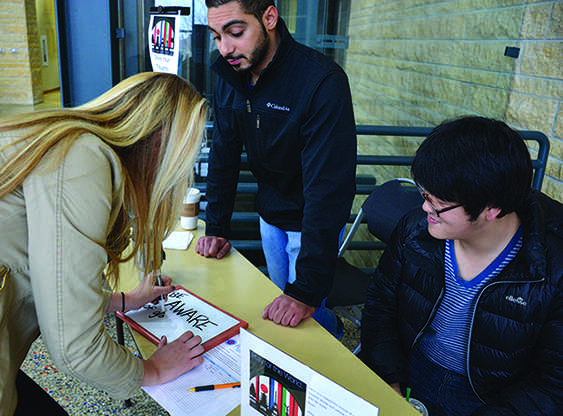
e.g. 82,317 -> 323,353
240,329 -> 379,416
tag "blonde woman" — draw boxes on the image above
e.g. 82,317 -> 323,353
0,72 -> 208,415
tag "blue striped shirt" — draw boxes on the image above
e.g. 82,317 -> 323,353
419,226 -> 523,375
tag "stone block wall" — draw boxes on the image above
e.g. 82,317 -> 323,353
36,0 -> 59,91
346,0 -> 562,198
0,0 -> 43,105
344,0 -> 562,268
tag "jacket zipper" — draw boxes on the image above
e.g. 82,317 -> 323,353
246,99 -> 260,129
465,277 -> 544,404
411,287 -> 445,349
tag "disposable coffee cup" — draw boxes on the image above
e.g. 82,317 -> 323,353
180,188 -> 200,230
408,398 -> 429,416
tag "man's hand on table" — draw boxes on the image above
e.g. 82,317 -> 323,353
263,294 -> 316,327
390,382 -> 402,396
195,236 -> 231,259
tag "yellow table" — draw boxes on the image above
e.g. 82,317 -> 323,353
117,221 -> 418,416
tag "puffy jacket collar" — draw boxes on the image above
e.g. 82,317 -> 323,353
400,192 -> 563,285
516,191 -> 563,281
401,209 -> 445,279
210,18 -> 295,96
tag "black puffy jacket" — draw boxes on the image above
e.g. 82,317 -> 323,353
360,191 -> 563,415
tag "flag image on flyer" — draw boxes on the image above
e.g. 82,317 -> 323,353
249,351 -> 305,416
240,329 -> 379,416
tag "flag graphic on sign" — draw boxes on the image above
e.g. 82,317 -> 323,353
151,17 -> 175,55
249,351 -> 305,416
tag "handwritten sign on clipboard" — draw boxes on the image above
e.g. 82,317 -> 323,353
117,287 -> 248,352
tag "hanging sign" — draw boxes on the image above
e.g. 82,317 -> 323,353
148,12 -> 181,74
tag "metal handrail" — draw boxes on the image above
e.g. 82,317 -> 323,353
198,124 -> 550,252
355,125 -> 549,191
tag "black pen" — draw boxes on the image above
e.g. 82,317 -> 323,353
156,269 -> 165,314
156,248 -> 166,315
188,382 -> 241,392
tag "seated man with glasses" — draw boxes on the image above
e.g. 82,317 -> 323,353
359,116 -> 563,415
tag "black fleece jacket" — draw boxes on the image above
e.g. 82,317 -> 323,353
204,19 -> 357,307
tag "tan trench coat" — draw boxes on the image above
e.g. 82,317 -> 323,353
0,130 -> 143,414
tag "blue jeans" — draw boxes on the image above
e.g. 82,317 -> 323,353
408,346 -> 484,416
259,217 -> 343,338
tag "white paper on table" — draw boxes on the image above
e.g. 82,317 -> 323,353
163,231 -> 194,250
240,329 -> 379,416
142,335 -> 242,416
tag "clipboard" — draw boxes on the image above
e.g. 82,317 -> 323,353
116,286 -> 248,352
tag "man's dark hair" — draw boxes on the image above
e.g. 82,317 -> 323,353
411,116 -> 533,220
205,0 -> 275,21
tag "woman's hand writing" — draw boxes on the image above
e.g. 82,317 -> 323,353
107,272 -> 174,313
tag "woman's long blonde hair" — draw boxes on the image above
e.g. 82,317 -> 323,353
0,72 -> 208,284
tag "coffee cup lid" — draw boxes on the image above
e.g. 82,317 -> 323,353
184,187 -> 201,203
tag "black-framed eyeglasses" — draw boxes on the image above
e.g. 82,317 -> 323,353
416,184 -> 462,217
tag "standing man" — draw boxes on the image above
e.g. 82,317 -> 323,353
196,0 -> 357,338
360,116 -> 563,415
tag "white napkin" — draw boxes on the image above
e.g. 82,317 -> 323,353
162,231 -> 194,250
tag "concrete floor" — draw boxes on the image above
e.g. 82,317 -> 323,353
0,90 -> 62,119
